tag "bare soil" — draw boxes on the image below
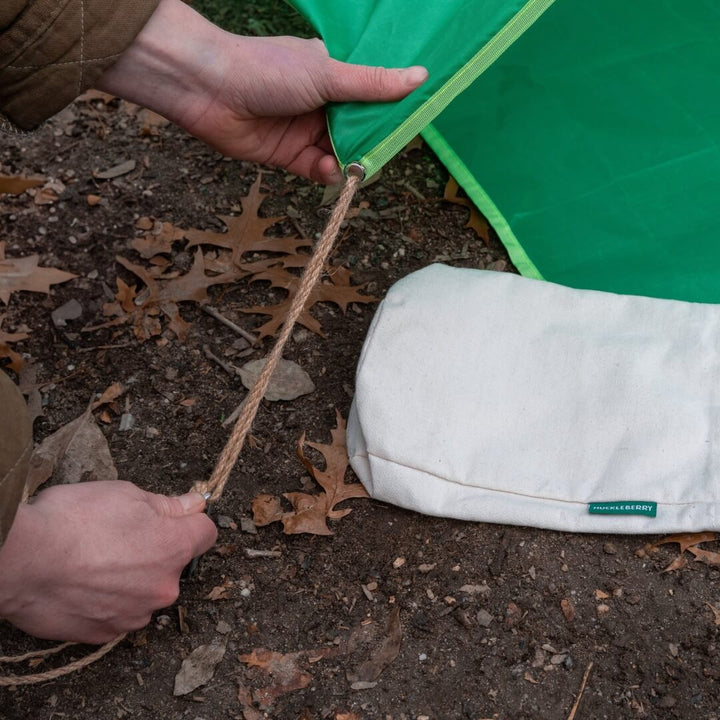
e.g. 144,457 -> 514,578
1,96 -> 719,720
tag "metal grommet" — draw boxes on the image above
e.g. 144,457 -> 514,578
344,162 -> 366,181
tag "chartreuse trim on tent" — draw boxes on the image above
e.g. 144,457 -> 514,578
289,0 -> 555,179
289,0 -> 720,304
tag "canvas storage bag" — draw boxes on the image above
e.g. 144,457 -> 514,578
347,264 -> 720,533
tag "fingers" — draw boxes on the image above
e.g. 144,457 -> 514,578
324,61 -> 428,104
145,491 -> 207,518
178,512 -> 218,560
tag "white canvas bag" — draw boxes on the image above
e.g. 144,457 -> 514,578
347,264 -> 720,533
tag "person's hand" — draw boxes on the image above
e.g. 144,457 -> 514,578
0,481 -> 217,643
96,0 -> 428,183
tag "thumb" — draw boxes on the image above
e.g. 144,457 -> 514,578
323,61 -> 428,103
145,491 -> 207,518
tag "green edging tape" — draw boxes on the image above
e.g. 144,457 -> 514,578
422,123 -> 543,280
588,501 -> 658,518
353,0 -> 557,179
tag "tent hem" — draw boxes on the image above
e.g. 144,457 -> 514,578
421,123 -> 543,280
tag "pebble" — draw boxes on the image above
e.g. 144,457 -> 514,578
418,563 -> 436,573
393,557 -> 406,569
216,620 -> 232,635
476,609 -> 493,628
603,542 -> 617,555
119,413 -> 134,432
240,517 -> 257,535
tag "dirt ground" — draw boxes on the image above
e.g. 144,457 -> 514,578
1,95 -> 720,720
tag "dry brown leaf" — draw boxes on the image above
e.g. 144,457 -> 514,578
92,381 -> 127,410
24,406 -> 117,499
662,554 -> 688,573
94,250 -> 243,341
239,647 -> 336,710
185,174 -> 308,267
0,174 -> 45,195
0,242 -> 76,304
252,413 -> 368,535
444,176 -> 490,243
561,598 -> 575,622
131,219 -> 186,258
205,579 -> 235,601
346,607 -> 402,685
0,314 -> 28,373
241,266 -> 377,341
173,640 -> 226,696
33,180 -> 65,205
706,602 -> 720,626
251,494 -> 285,526
650,532 -> 717,553
689,546 -> 720,566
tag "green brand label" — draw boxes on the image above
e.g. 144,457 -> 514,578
588,501 -> 657,517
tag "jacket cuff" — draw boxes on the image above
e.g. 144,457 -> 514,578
0,372 -> 31,547
0,0 -> 162,131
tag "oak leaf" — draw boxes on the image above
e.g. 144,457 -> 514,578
238,647 -> 336,710
241,266 -> 378,341
185,174 -> 309,267
251,412 -> 369,535
0,314 -> 28,373
95,250 -> 243,341
131,218 -> 185,258
0,242 -> 76,304
646,532 -> 720,572
444,176 -> 490,243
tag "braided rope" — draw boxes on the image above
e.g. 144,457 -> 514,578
194,173 -> 360,501
0,633 -> 127,686
0,173 -> 361,686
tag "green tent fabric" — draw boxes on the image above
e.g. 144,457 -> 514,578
289,0 -> 720,303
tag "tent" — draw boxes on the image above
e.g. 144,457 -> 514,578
289,0 -> 720,303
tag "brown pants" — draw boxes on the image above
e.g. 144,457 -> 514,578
0,372 -> 31,546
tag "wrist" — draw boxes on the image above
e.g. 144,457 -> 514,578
0,504 -> 44,619
95,0 -> 229,128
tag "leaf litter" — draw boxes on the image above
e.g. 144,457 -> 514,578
88,173 -> 376,343
0,241 -> 76,304
642,532 -> 720,572
237,609 -> 402,713
23,399 -> 118,500
252,412 -> 368,535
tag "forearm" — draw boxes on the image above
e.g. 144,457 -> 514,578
95,0 -> 228,128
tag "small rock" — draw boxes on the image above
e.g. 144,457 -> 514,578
418,563 -> 436,573
476,609 -> 493,628
215,620 -> 232,635
459,583 -> 490,596
596,603 -> 610,617
217,515 -> 237,530
350,681 -> 377,691
669,643 -> 679,658
119,413 -> 134,432
240,517 -> 257,535
550,653 -> 568,665
603,542 -> 617,555
418,653 -> 427,662
393,557 -> 406,569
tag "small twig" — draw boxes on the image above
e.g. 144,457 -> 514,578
567,661 -> 593,720
202,344 -> 240,378
78,342 -> 136,353
243,548 -> 282,559
202,305 -> 258,345
223,396 -> 248,427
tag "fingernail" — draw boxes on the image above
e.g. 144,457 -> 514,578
399,66 -> 429,87
178,492 -> 205,513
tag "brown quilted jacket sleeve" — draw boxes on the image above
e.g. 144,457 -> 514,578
0,372 -> 31,547
0,0 -> 161,132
